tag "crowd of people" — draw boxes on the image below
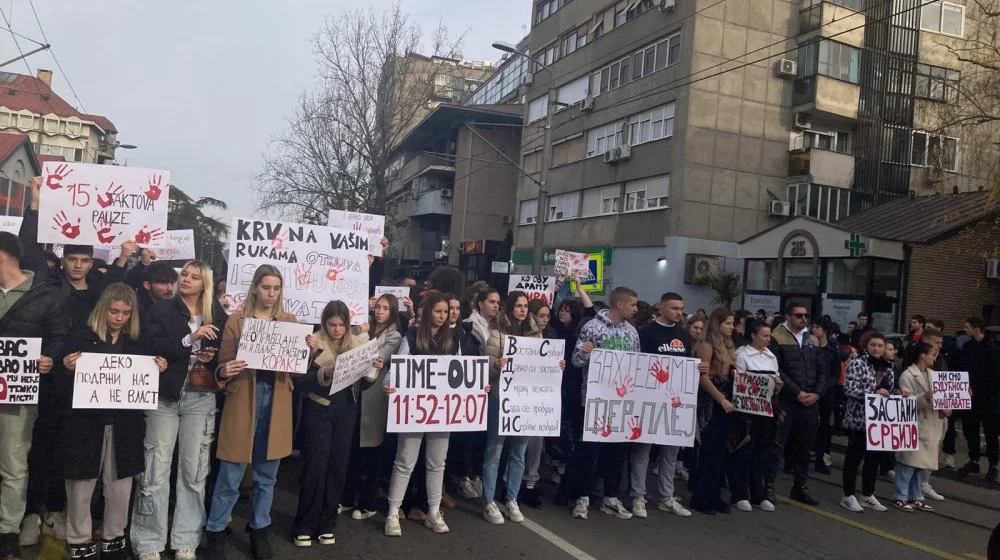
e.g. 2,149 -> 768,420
1,178 -> 998,560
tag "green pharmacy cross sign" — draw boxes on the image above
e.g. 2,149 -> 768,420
844,233 -> 867,257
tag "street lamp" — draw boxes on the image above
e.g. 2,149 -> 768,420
115,143 -> 138,150
492,40 -> 554,275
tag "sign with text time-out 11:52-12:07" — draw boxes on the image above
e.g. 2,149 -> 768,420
386,355 -> 490,433
38,162 -> 169,246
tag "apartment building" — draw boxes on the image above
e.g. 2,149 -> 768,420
511,0 -> 986,308
393,53 -> 496,140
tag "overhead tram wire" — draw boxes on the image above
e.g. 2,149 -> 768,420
0,3 -> 60,118
27,0 -> 86,112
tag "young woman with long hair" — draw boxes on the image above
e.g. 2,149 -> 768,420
132,261 -> 220,560
383,293 -> 479,537
290,300 -> 381,547
892,341 -> 943,512
691,308 -> 737,515
521,297 -> 553,507
204,265 -> 300,560
58,284 -> 167,560
342,294 -> 403,520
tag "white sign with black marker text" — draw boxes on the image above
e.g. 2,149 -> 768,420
386,355 -> 489,433
0,338 -> 42,405
499,336 -> 564,437
72,353 -> 159,410
236,318 -> 313,374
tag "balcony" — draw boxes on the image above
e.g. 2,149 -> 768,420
787,148 -> 855,189
792,75 -> 859,124
411,188 -> 453,217
799,1 -> 866,48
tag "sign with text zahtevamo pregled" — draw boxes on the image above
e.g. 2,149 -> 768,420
236,318 -> 313,374
386,355 -> 489,433
583,349 -> 699,447
72,353 -> 159,410
865,394 -> 919,451
0,338 -> 42,405
499,336 -> 565,437
226,218 -> 370,325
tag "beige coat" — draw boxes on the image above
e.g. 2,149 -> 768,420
485,314 -> 542,386
215,311 -> 299,464
896,364 -> 943,470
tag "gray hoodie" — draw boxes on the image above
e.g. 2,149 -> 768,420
572,309 -> 641,387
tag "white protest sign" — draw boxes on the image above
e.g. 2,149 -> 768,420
329,339 -> 379,395
0,216 -> 23,235
327,209 -> 385,257
148,230 -> 196,261
732,370 -> 777,417
865,394 -> 919,451
0,338 -> 41,405
226,218 -> 370,325
583,349 -> 699,446
236,318 -> 313,374
499,336 -> 564,437
554,249 -> 589,278
72,353 -> 159,410
38,162 -> 169,246
386,355 -> 489,433
932,371 -> 971,410
375,286 -> 410,311
507,275 -> 556,306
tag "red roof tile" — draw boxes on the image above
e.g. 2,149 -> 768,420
0,72 -> 116,133
0,131 -> 28,161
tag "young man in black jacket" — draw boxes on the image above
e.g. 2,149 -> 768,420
957,317 -> 1000,482
0,232 -> 70,560
123,254 -> 178,315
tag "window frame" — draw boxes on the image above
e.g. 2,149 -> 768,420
623,175 -> 670,212
65,120 -> 81,136
546,191 -> 581,222
914,63 -> 960,103
590,31 -> 682,96
519,198 -> 539,225
910,130 -> 959,171
920,0 -> 964,37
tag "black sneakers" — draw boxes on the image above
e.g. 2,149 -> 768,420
958,461 -> 981,475
0,533 -> 21,560
67,542 -> 98,560
791,486 -> 820,506
248,526 -> 273,560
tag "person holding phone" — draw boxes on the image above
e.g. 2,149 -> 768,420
132,261 -> 221,560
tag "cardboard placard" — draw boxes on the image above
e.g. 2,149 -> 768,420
386,355 -> 489,433
0,338 -> 42,405
38,162 -> 169,245
583,349 -> 699,446
374,286 -> 410,311
507,275 -> 556,306
149,229 -> 196,261
732,370 -> 777,417
0,216 -> 23,235
327,209 -> 385,257
865,394 -> 919,451
499,336 -> 564,437
328,339 -> 380,396
932,371 -> 971,410
554,249 -> 588,278
236,318 -> 313,374
226,218 -> 370,325
72,353 -> 159,410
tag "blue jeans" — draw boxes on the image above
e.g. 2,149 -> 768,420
131,390 -> 217,555
482,394 -> 528,504
893,463 -> 924,501
206,381 -> 280,531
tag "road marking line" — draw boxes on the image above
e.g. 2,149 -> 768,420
520,518 -> 599,560
962,553 -> 986,560
777,496 -> 965,560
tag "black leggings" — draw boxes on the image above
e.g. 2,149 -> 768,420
842,430 -> 885,497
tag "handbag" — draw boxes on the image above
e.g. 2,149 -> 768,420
186,349 -> 220,392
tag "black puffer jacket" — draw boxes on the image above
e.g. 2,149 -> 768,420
961,334 -> 1000,414
142,297 -> 222,403
0,272 -> 71,412
769,323 -> 827,399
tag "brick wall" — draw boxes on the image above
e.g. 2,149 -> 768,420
906,218 -> 1000,333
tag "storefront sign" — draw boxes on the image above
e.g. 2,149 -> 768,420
822,298 -> 864,330
744,293 -> 780,316
491,261 -> 510,274
782,234 -> 815,258
845,233 -> 868,257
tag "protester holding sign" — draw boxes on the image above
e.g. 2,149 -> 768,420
522,297 -> 554,508
840,331 -> 898,513
342,294 -> 403,521
287,300 -> 379,548
131,261 -> 220,560
893,342 -> 944,512
56,284 -> 167,560
0,232 -> 68,560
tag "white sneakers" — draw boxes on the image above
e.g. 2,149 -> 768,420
658,497 -> 692,517
351,509 -> 377,520
424,511 -> 450,534
632,497 -> 648,519
19,513 -> 40,546
484,502 -> 505,525
757,500 -> 776,512
860,495 -> 888,512
572,497 -> 590,519
600,497 -> 634,519
921,484 -> 945,501
843,494 -> 887,512
384,512 -> 402,537
174,549 -> 197,560
734,500 -> 753,512
458,477 -> 478,500
943,454 -> 956,469
505,501 -> 525,523
840,495 -> 864,513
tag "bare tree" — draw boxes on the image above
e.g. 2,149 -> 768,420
253,4 -> 463,222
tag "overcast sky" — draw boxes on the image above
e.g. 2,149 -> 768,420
0,0 -> 529,222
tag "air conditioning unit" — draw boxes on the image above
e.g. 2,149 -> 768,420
774,59 -> 797,78
659,0 -> 677,11
769,200 -> 791,217
440,188 -> 453,198
521,72 -> 534,86
603,148 -> 619,164
581,95 -> 595,111
501,215 -> 513,225
618,144 -> 632,160
793,111 -> 811,129
987,259 -> 1000,279
525,216 -> 536,224
684,254 -> 722,284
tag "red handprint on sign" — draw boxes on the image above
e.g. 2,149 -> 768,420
146,175 -> 164,201
348,302 -> 366,322
650,360 -> 670,384
134,227 -> 164,245
750,376 -> 761,395
51,212 -> 81,239
595,416 -> 612,438
45,164 -> 73,190
271,235 -> 285,250
670,394 -> 682,408
627,416 -> 643,441
615,373 -> 635,398
294,263 -> 311,288
326,265 -> 345,282
96,183 -> 124,208
96,226 -> 117,245
734,370 -> 748,395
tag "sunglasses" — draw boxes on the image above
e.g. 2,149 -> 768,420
791,313 -> 810,319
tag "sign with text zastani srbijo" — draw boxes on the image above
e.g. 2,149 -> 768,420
865,394 -> 918,451
386,355 -> 489,433
0,338 -> 42,405
38,162 -> 169,246
226,218 -> 370,325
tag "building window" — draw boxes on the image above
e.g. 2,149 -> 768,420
786,183 -> 850,222
546,192 -> 580,221
627,103 -> 675,146
556,75 -> 589,106
561,32 -> 577,57
627,0 -> 656,20
65,121 -> 81,136
522,149 -> 543,174
615,8 -> 627,27
582,185 -> 621,216
519,198 -> 538,224
17,114 -> 33,129
535,0 -> 559,24
789,129 -> 851,153
586,120 -> 624,157
624,175 -> 670,211
527,95 -> 548,123
797,39 -> 860,84
915,63 -> 960,103
911,131 -> 958,171
920,1 -> 964,36
590,31 -> 681,96
43,118 -> 58,134
0,112 -> 8,126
